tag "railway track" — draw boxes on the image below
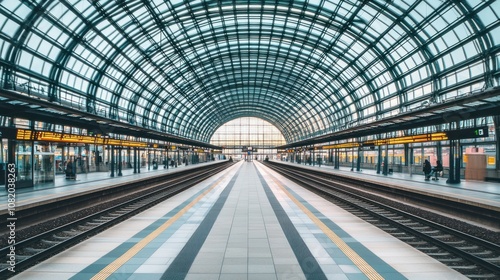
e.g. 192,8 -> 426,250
0,161 -> 233,278
263,161 -> 500,279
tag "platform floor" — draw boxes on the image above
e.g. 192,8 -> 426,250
12,161 -> 467,279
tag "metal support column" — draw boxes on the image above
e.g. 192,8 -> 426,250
383,144 -> 389,175
166,146 -> 169,169
118,148 -> 122,176
148,149 -> 151,171
495,116 -> 500,171
94,145 -> 99,172
61,145 -> 66,173
350,147 -> 354,171
85,145 -> 90,173
133,148 -> 137,174
334,149 -> 340,169
110,146 -> 115,177
137,149 -> 141,173
447,139 -> 461,184
312,147 -> 315,167
376,145 -> 382,174
356,147 -> 361,171
404,143 -> 409,170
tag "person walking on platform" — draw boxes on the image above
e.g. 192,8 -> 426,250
423,159 -> 432,181
65,159 -> 75,180
431,160 -> 443,180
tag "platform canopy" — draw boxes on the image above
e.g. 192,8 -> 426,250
0,0 -> 498,143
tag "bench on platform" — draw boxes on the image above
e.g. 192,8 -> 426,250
485,177 -> 500,183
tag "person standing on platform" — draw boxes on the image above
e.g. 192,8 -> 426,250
65,159 -> 74,179
423,159 -> 432,181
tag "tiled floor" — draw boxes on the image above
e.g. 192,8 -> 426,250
11,161 -> 468,280
186,161 -> 303,280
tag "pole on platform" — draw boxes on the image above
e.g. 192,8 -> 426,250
118,147 -> 122,176
110,146 -> 115,177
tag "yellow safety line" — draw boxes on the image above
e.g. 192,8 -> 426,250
267,174 -> 385,280
90,175 -> 227,280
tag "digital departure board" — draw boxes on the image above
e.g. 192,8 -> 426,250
446,126 -> 489,140
320,128 -> 488,150
9,128 -> 147,147
16,129 -> 35,140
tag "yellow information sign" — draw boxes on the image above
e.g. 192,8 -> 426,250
488,156 -> 495,165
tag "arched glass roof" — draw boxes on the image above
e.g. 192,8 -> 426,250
210,117 -> 286,148
0,0 -> 498,143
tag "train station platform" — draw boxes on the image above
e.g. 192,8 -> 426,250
0,160 -> 226,213
273,160 -> 500,213
11,161 -> 466,279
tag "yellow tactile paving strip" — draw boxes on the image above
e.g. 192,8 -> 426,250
90,175 -> 227,280
267,172 -> 385,280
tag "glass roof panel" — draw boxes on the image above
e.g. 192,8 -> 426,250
0,0 -> 498,143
